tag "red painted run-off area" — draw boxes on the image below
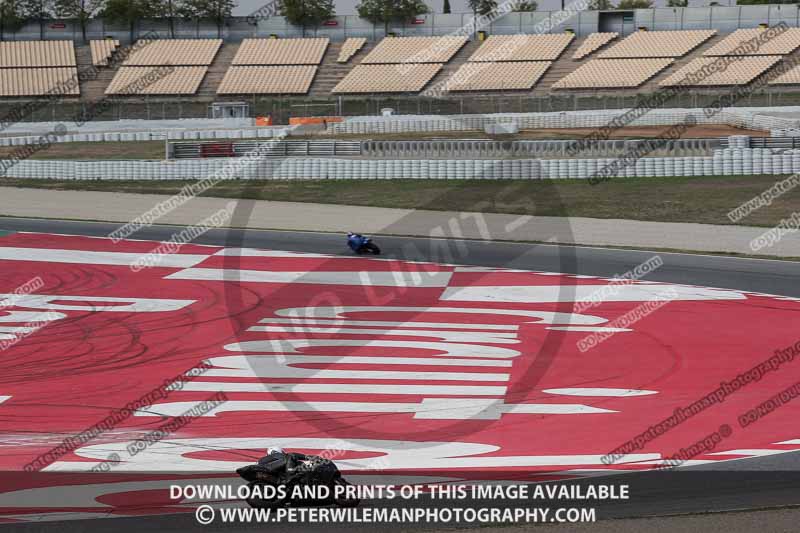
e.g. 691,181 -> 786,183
0,232 -> 798,519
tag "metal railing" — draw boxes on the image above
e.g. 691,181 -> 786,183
168,140 -> 362,159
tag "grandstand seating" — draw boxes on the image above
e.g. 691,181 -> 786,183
122,39 -> 222,66
446,61 -> 551,91
332,63 -> 442,93
0,68 -> 79,96
217,65 -> 318,94
105,66 -> 207,95
362,36 -> 467,64
552,58 -> 673,89
106,39 -> 222,95
703,28 -> 800,56
468,34 -> 574,62
337,37 -> 367,63
0,41 -> 77,97
768,63 -> 800,85
90,39 -> 120,66
233,38 -> 329,65
659,55 -> 782,86
598,30 -> 716,58
0,40 -> 75,67
572,33 -> 618,60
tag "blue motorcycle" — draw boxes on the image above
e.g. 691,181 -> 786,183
347,232 -> 381,255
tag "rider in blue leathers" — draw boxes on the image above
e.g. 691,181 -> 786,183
347,232 -> 366,252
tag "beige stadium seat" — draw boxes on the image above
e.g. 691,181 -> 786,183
552,58 -> 673,89
659,55 -> 781,86
217,66 -> 318,94
90,39 -> 120,66
105,66 -> 208,95
445,61 -> 551,91
572,33 -> 618,60
703,27 -> 800,56
0,68 -> 79,96
332,63 -> 442,93
338,38 -> 367,63
468,34 -> 574,62
361,36 -> 467,64
233,38 -> 329,65
598,30 -> 716,58
0,41 -> 75,67
122,39 -> 222,66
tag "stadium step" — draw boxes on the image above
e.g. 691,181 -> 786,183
196,41 -> 241,98
307,40 -> 377,97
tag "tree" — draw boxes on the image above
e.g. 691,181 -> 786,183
468,0 -> 497,17
100,0 -> 156,43
18,0 -> 54,40
0,0 -> 27,40
588,0 -> 613,9
514,0 -> 537,10
281,0 -> 335,35
181,0 -> 235,37
54,0 -> 104,42
616,0 -> 651,8
357,0 -> 429,34
443,0 -> 450,14
666,0 -> 686,5
151,0 -> 184,38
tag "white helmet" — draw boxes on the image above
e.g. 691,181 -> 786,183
267,446 -> 285,455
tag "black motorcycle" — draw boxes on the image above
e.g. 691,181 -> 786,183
356,237 -> 381,255
236,456 -> 360,509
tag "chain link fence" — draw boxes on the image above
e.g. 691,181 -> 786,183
5,91 -> 800,125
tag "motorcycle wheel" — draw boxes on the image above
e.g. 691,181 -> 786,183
333,477 -> 360,508
366,243 -> 381,255
245,481 -> 288,509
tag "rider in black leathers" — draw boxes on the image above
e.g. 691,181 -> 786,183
257,447 -> 310,480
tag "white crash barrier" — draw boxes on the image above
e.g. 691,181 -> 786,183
4,135 -> 799,181
330,107 -> 800,136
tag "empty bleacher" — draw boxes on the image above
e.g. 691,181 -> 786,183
702,27 -> 800,56
0,41 -> 78,96
572,32 -> 618,60
553,58 -> 674,89
659,55 -> 782,86
0,68 -> 79,96
106,39 -> 221,95
217,65 -> 318,94
233,38 -> 329,65
468,34 -> 574,62
0,40 -> 75,67
122,39 -> 222,66
362,36 -> 467,64
333,36 -> 468,94
219,38 -> 328,94
598,30 -> 716,58
337,38 -> 367,63
90,39 -> 120,66
446,61 -> 550,91
768,63 -> 800,85
333,64 -> 443,93
105,66 -> 208,95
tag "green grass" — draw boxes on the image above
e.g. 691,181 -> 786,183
0,141 -> 166,160
1,174 -> 797,228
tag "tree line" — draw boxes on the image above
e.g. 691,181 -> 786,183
2,0 -> 779,44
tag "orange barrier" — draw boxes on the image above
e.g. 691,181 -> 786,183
288,116 -> 343,125
255,116 -> 272,126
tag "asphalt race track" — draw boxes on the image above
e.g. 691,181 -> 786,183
0,216 -> 799,532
